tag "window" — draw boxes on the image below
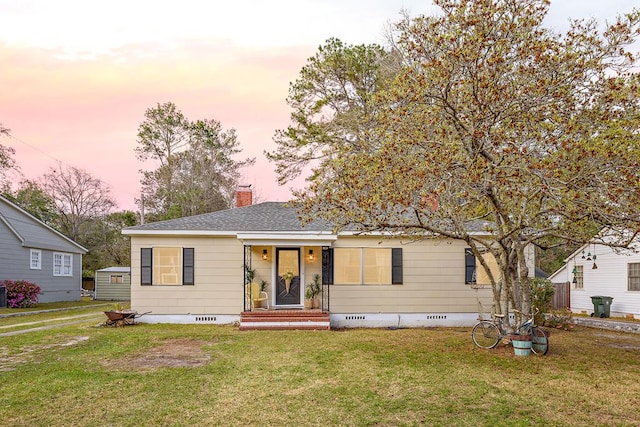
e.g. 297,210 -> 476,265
53,252 -> 73,276
629,263 -> 640,291
110,275 -> 124,284
333,248 -> 402,285
465,248 -> 476,284
574,265 -> 584,289
30,249 -> 42,270
141,247 -> 194,286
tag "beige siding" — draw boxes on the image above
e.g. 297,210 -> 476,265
329,236 -> 493,313
130,235 -> 503,316
131,236 -> 245,314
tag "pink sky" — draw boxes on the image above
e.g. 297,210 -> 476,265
0,0 -> 634,211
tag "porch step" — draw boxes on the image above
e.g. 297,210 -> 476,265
239,309 -> 330,331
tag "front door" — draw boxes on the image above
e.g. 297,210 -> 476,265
275,248 -> 301,306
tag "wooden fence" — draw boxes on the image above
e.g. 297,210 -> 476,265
551,281 -> 570,310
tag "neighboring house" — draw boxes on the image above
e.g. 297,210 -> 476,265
122,198 -> 536,328
94,267 -> 131,301
0,195 -> 87,303
548,239 -> 640,319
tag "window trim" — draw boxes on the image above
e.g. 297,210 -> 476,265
30,249 -> 42,270
53,252 -> 73,277
109,275 -> 124,284
628,262 -> 640,292
574,265 -> 584,289
332,247 -> 402,286
141,247 -> 194,286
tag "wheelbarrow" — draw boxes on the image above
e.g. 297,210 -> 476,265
103,310 -> 150,327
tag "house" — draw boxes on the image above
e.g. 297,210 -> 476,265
122,197 -> 536,329
94,267 -> 131,301
548,239 -> 640,319
0,195 -> 87,303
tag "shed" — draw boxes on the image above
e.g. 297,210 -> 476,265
94,267 -> 131,301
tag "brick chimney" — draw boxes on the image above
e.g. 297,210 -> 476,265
236,185 -> 253,208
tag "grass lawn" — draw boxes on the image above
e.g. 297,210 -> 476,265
0,312 -> 639,426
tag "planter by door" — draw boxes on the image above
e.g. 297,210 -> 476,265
511,334 -> 532,357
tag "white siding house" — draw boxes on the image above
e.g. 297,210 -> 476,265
548,240 -> 640,319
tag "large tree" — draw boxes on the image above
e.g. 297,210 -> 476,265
266,37 -> 400,183
3,179 -> 58,225
136,102 -> 254,220
269,0 -> 640,323
40,164 -> 116,243
82,210 -> 137,272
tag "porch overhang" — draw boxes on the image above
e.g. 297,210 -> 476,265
237,232 -> 337,247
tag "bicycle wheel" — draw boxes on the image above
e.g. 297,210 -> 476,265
531,327 -> 549,355
471,321 -> 501,349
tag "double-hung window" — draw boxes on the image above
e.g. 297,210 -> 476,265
574,265 -> 584,289
141,247 -> 194,286
628,263 -> 640,291
333,248 -> 402,285
53,252 -> 73,276
30,249 -> 42,270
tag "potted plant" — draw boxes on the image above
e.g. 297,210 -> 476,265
282,271 -> 294,293
304,287 -> 314,309
308,273 -> 322,309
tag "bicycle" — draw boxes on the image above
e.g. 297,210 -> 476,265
471,309 -> 549,355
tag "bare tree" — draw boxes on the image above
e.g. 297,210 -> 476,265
40,164 -> 116,242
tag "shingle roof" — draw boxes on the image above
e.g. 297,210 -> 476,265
124,202 -> 332,233
0,195 -> 87,253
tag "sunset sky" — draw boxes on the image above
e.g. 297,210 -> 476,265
0,0 -> 635,211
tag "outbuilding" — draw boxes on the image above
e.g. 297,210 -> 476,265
94,267 -> 131,301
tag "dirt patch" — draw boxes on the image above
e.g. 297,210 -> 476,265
0,336 -> 90,372
102,338 -> 212,371
592,332 -> 640,350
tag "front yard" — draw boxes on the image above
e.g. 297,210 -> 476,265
0,311 -> 639,426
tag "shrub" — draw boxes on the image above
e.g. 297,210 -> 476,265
529,277 -> 555,325
2,280 -> 41,308
545,308 -> 575,330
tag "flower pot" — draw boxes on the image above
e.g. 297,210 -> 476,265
313,297 -> 320,309
511,334 -> 532,357
304,299 -> 313,309
284,279 -> 291,294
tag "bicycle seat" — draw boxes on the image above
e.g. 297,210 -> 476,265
493,314 -> 505,318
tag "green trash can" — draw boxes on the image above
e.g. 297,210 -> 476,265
590,296 -> 613,318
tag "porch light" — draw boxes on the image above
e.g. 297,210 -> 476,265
262,249 -> 268,260
308,249 -> 314,261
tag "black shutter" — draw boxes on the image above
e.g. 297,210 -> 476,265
183,248 -> 194,285
322,247 -> 333,285
141,248 -> 152,286
392,248 -> 403,284
465,248 -> 476,284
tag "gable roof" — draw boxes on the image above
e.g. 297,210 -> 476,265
123,202 -> 333,236
123,201 -> 492,238
0,195 -> 87,253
